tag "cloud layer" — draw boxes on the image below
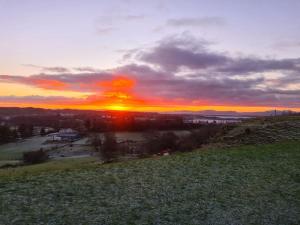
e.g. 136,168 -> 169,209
1,35 -> 299,111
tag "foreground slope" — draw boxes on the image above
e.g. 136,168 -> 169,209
0,141 -> 300,225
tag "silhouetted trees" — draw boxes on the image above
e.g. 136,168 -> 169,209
143,131 -> 179,155
18,124 -> 33,138
23,149 -> 48,164
143,125 -> 224,155
0,125 -> 17,144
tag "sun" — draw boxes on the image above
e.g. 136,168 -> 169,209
106,104 -> 129,111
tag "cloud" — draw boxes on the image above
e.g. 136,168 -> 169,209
73,67 -> 101,73
123,14 -> 146,21
1,35 -> 300,110
272,40 -> 300,49
0,95 -> 76,103
138,36 -> 300,74
96,27 -> 117,34
94,14 -> 146,36
139,42 -> 228,72
23,64 -> 70,73
166,17 -> 225,27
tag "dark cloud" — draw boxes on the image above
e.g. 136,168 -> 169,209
139,44 -> 228,72
2,62 -> 299,108
2,35 -> 300,109
220,58 -> 300,74
138,36 -> 300,74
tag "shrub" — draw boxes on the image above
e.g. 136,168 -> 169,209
177,135 -> 197,152
23,149 -> 49,164
143,131 -> 159,155
245,127 -> 251,135
159,132 -> 178,152
176,124 -> 224,152
143,131 -> 179,155
189,124 -> 223,146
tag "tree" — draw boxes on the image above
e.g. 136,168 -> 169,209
85,119 -> 92,131
143,131 -> 161,155
159,132 -> 178,151
0,125 -> 15,143
90,133 -> 102,151
18,124 -> 33,138
101,132 -> 118,162
40,127 -> 46,136
143,131 -> 178,155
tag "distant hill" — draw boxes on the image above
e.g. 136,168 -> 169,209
167,109 -> 297,117
0,106 -> 297,117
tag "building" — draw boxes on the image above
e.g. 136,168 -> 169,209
47,128 -> 80,141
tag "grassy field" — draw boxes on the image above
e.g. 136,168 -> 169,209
0,130 -> 191,163
0,136 -> 50,160
0,141 -> 299,225
221,116 -> 300,145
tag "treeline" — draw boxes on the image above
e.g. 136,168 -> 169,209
90,124 -> 235,163
143,124 -> 230,154
0,124 -> 34,144
84,117 -> 201,132
0,125 -> 17,144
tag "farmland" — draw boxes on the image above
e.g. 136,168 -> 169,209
1,141 -> 299,225
0,115 -> 299,224
0,130 -> 191,164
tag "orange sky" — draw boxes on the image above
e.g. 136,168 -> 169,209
1,76 -> 299,112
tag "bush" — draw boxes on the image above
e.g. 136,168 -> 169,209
143,131 -> 179,155
177,135 -> 197,152
189,124 -> 223,146
176,124 -> 224,152
245,127 -> 251,135
23,149 -> 49,164
141,125 -> 224,155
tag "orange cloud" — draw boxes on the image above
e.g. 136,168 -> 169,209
0,71 -> 299,112
96,76 -> 135,91
32,79 -> 69,90
90,76 -> 141,110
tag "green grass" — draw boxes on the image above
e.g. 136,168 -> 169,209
222,116 -> 300,145
0,141 -> 299,225
0,136 -> 50,160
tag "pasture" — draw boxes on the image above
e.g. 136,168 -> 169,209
0,141 -> 299,225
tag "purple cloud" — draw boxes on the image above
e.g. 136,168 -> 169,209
1,35 -> 299,109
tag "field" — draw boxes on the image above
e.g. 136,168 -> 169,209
0,130 -> 190,163
1,141 -> 299,225
0,136 -> 87,162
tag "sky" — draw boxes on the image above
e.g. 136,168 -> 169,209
0,0 -> 299,112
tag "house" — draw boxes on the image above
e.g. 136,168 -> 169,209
47,128 -> 80,141
33,126 -> 55,136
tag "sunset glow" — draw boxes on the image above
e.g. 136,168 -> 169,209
0,0 -> 299,113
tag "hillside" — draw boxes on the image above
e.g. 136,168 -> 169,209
219,116 -> 300,145
1,141 -> 299,225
